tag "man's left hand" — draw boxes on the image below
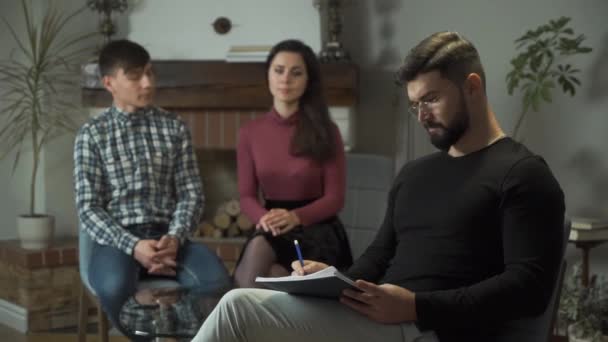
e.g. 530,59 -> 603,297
340,280 -> 417,324
148,235 -> 179,275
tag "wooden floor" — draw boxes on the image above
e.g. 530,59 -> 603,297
0,323 -> 129,342
0,322 -> 570,342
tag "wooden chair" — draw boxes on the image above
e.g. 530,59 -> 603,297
77,231 -> 180,341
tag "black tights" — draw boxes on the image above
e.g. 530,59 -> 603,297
233,236 -> 290,288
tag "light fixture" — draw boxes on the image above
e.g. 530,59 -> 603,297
314,0 -> 350,62
87,0 -> 129,46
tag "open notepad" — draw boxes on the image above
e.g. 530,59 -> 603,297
255,266 -> 358,298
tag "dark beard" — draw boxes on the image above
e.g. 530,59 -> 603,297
428,112 -> 469,151
427,93 -> 469,151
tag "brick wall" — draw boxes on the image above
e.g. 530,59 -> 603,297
0,239 -> 79,331
179,110 -> 265,150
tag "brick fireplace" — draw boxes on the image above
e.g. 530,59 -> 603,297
82,60 -> 358,231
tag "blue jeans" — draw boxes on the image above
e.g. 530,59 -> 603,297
88,239 -> 230,338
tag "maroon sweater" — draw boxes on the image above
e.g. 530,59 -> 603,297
237,108 -> 345,226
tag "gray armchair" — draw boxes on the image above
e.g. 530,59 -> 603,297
493,219 -> 570,342
340,153 -> 394,259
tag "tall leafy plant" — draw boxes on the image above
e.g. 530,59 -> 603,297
0,0 -> 95,216
506,16 -> 592,140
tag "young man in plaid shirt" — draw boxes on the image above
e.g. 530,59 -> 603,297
74,40 -> 230,335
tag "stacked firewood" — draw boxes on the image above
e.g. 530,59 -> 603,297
195,199 -> 254,238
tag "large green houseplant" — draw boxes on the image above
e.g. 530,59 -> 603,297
506,16 -> 592,140
0,0 -> 95,248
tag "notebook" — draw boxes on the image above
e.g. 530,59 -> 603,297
255,266 -> 359,298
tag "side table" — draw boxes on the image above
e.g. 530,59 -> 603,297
568,228 -> 608,287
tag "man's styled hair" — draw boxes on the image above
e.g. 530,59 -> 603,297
396,31 -> 486,90
98,39 -> 150,77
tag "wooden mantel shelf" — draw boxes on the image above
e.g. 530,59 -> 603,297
81,60 -> 358,109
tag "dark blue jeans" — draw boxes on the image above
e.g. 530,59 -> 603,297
88,239 -> 230,338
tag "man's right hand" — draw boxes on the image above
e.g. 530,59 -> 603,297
257,212 -> 282,236
134,239 -> 159,269
290,260 -> 329,276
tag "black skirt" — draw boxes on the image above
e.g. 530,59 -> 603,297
237,199 -> 353,272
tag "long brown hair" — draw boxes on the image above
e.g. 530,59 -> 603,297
266,40 -> 336,163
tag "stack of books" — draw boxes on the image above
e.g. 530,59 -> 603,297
225,45 -> 272,63
569,217 -> 608,241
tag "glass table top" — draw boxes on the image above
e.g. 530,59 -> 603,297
119,286 -> 227,340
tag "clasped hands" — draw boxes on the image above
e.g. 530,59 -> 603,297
134,235 -> 179,276
257,208 -> 301,236
291,260 -> 418,324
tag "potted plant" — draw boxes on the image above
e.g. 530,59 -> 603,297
558,263 -> 608,342
506,16 -> 592,140
0,0 -> 95,248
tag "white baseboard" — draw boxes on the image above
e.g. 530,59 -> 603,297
0,299 -> 126,336
0,299 -> 27,333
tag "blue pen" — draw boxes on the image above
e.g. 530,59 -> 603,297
294,239 -> 305,268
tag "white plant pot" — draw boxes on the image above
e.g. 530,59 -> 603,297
17,215 -> 54,250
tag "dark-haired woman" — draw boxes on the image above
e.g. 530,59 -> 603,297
233,39 -> 353,287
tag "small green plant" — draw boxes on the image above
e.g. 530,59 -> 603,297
0,0 -> 95,216
506,16 -> 592,140
558,263 -> 608,341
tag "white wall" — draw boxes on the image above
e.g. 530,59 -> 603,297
126,0 -> 321,59
0,0 -> 97,239
0,1 -> 47,239
42,1 -> 98,238
0,1 -> 20,240
342,0 -> 608,273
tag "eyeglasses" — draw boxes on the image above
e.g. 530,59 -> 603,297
408,97 -> 440,116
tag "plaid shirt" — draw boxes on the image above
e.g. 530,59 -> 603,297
74,106 -> 203,255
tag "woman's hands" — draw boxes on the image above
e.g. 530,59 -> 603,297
257,208 -> 301,236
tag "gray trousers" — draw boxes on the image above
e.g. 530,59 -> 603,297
193,289 -> 439,342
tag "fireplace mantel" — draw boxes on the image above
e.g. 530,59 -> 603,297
81,60 -> 358,109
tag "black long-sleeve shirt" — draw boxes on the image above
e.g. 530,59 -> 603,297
345,138 -> 565,341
